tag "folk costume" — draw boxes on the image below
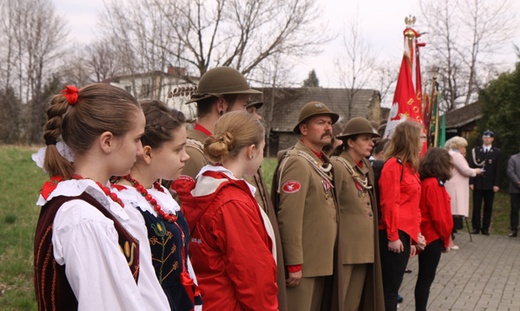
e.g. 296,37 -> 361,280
173,165 -> 278,311
34,178 -> 169,310
378,158 -> 421,311
331,152 -> 384,311
415,177 -> 453,311
469,144 -> 502,234
272,141 -> 342,311
112,181 -> 202,311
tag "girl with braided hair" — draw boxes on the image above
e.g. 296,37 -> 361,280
111,100 -> 202,310
32,84 -> 169,310
173,111 -> 278,311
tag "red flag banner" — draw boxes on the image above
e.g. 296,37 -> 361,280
383,25 -> 424,139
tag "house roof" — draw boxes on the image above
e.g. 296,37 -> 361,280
444,101 -> 482,128
258,87 -> 380,132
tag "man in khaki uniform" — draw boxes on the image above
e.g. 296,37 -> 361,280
272,101 -> 342,311
181,66 -> 262,178
330,117 -> 384,311
244,100 -> 289,311
180,77 -> 288,310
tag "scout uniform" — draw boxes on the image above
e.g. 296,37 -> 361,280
183,128 -> 210,179
330,117 -> 384,311
181,66 -> 262,179
272,102 -> 342,311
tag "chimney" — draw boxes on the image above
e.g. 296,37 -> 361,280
167,65 -> 187,77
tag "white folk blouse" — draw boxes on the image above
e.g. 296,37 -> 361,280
36,179 -> 169,311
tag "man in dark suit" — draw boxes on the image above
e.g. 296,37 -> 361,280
469,129 -> 502,235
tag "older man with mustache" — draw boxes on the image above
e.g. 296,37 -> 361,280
272,102 -> 342,311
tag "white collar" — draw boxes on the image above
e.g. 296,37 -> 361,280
196,164 -> 257,196
36,179 -> 129,221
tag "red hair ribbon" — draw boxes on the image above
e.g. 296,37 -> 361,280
61,85 -> 79,105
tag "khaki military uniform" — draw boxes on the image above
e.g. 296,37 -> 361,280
183,129 -> 210,179
245,170 -> 288,311
272,141 -> 341,311
331,152 -> 384,311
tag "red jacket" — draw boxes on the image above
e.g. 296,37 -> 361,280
378,158 -> 422,243
419,177 -> 454,248
173,171 -> 278,311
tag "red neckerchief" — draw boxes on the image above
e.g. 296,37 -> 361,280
312,149 -> 323,161
299,139 -> 324,161
356,160 -> 363,168
194,123 -> 212,136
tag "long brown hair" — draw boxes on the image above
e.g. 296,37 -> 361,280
384,121 -> 422,172
43,83 -> 141,178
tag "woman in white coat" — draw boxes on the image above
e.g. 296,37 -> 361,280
444,136 -> 482,247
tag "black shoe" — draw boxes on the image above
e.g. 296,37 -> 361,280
509,231 -> 517,237
471,229 -> 480,234
481,230 -> 490,235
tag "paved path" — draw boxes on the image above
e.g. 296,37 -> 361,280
397,230 -> 520,310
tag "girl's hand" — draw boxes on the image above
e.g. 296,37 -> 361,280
417,233 -> 426,250
388,239 -> 404,253
410,245 -> 417,257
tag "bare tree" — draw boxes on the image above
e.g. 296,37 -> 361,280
57,51 -> 94,87
85,39 -> 122,83
249,53 -> 294,156
419,0 -> 516,110
373,60 -> 400,108
335,11 -> 379,119
100,0 -> 331,81
0,0 -> 67,143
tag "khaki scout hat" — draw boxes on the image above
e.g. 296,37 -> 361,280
293,101 -> 339,134
185,67 -> 261,104
337,117 -> 380,139
246,100 -> 263,109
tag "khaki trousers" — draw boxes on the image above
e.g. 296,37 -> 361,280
287,276 -> 328,311
342,264 -> 368,311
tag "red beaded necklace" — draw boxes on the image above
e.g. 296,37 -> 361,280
122,175 -> 178,223
70,174 -> 124,207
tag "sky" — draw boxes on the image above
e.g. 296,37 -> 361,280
54,0 -> 520,90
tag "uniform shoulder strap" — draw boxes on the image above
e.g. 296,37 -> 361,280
186,138 -> 204,155
383,157 -> 404,182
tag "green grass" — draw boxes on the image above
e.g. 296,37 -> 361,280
0,145 -> 46,311
261,157 -> 278,193
479,190 -> 510,235
0,147 -> 512,310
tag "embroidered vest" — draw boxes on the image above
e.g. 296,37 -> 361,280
34,193 -> 140,310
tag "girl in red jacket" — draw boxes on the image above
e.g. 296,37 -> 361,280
174,111 -> 278,311
378,121 -> 426,311
415,147 -> 454,311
